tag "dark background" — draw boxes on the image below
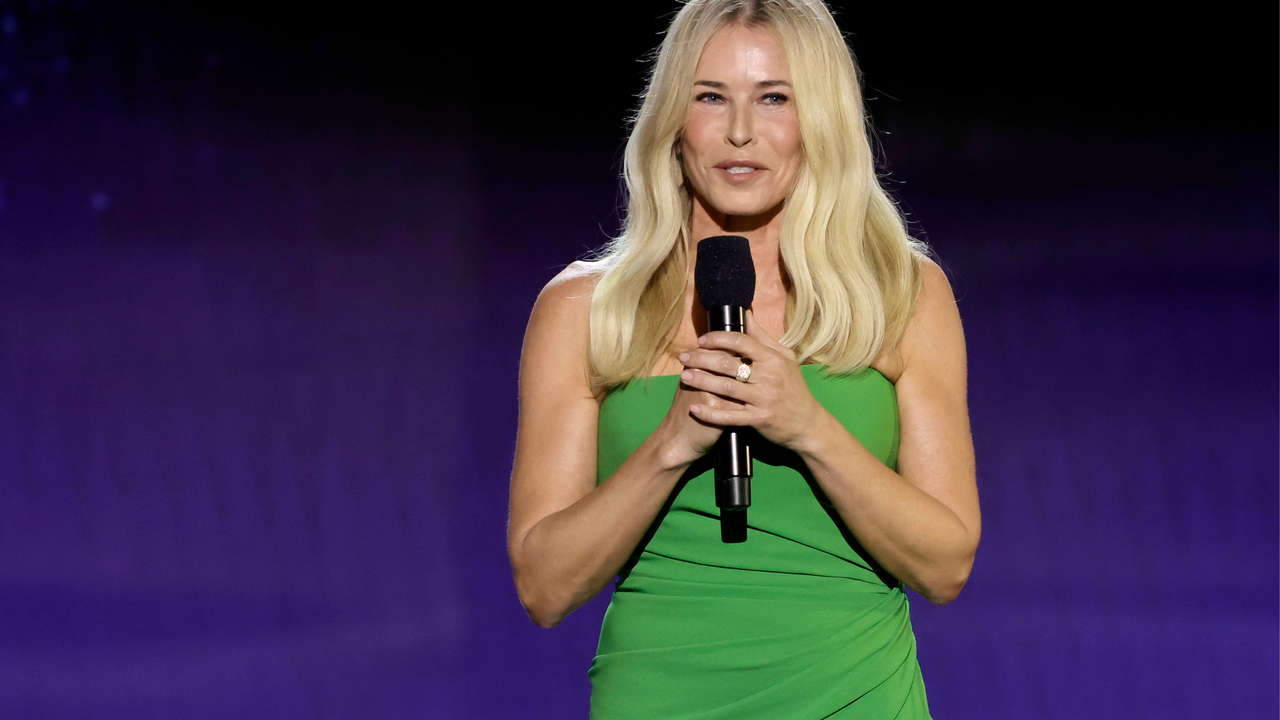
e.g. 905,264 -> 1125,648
0,2 -> 1275,718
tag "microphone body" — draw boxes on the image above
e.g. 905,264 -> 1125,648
707,304 -> 751,543
694,236 -> 757,544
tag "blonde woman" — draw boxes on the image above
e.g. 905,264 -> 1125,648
507,0 -> 979,716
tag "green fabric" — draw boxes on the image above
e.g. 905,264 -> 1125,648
590,364 -> 931,719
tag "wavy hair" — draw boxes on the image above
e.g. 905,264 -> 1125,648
587,0 -> 925,393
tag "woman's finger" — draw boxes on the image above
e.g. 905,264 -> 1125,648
688,403 -> 752,427
697,330 -> 771,361
704,392 -> 746,411
679,349 -> 744,378
681,368 -> 757,403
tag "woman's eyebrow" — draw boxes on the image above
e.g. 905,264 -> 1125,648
692,80 -> 793,88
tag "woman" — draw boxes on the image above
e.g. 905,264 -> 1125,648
507,0 -> 979,717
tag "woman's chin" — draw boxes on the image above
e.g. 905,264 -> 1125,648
701,195 -> 785,224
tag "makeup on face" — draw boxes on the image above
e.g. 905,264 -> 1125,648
681,24 -> 802,220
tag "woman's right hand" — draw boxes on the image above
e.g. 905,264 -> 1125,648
651,367 -> 738,469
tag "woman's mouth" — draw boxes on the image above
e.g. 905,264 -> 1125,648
715,162 -> 766,183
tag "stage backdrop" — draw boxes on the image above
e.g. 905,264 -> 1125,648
0,2 -> 1275,718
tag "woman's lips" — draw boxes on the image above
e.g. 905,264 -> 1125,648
715,162 -> 767,184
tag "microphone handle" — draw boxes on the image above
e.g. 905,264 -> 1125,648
708,305 -> 751,544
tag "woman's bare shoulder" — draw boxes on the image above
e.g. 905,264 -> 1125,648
898,254 -> 964,380
521,261 -> 605,397
872,253 -> 960,382
527,261 -> 603,339
534,261 -> 602,310
913,255 -> 958,320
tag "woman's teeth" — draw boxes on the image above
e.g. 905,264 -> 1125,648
726,167 -> 755,174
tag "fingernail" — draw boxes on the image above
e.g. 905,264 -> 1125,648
698,336 -> 707,346
689,404 -> 700,413
681,371 -> 693,381
678,352 -> 689,362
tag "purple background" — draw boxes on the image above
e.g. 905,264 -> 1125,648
0,2 -> 1275,718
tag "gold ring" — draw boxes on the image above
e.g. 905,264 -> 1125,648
735,363 -> 752,383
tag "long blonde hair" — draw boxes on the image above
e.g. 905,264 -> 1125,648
587,0 -> 925,393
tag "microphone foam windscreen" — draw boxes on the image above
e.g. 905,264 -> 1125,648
695,235 -> 756,308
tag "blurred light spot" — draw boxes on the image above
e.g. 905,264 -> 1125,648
1,14 -> 14,36
51,56 -> 71,75
203,51 -> 223,70
0,65 -> 8,82
10,87 -> 29,107
90,191 -> 110,213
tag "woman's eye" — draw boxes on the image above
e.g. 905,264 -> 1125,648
696,92 -> 724,103
762,92 -> 789,105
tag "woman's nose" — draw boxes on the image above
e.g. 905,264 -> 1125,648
726,104 -> 754,148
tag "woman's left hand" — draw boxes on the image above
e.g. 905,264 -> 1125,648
678,309 -> 829,453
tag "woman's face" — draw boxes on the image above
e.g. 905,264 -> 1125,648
680,23 -> 802,220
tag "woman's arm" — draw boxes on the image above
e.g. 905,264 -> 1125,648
794,260 -> 978,603
678,259 -> 979,604
507,264 -> 725,627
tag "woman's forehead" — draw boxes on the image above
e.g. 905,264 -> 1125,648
695,24 -> 791,84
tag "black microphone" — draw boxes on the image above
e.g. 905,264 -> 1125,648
694,236 -> 755,544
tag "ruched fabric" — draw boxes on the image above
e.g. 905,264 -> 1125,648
591,365 -> 931,719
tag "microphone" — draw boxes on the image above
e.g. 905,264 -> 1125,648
694,236 -> 755,544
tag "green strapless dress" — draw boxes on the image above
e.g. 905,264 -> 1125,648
590,364 -> 931,719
